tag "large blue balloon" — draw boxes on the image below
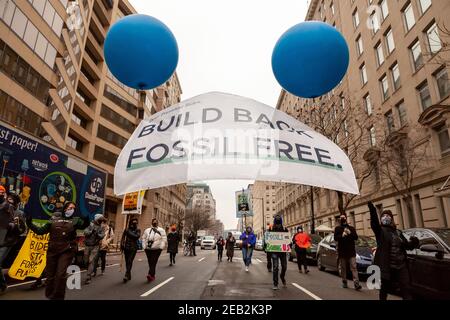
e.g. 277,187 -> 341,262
272,21 -> 349,98
104,14 -> 178,90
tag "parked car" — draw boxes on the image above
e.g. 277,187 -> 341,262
255,239 -> 264,251
402,228 -> 450,299
316,234 -> 376,275
201,236 -> 216,250
288,234 -> 323,264
196,236 -> 202,246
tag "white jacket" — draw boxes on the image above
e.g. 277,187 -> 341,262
142,227 -> 167,250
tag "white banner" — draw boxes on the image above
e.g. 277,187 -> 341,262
114,92 -> 358,195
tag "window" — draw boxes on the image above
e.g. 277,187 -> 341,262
364,94 -> 373,115
360,64 -> 368,85
385,111 -> 394,134
356,35 -> 364,56
385,28 -> 395,54
352,9 -> 360,29
402,3 -> 416,32
97,124 -> 128,149
369,126 -> 376,146
100,105 -> 136,134
436,124 -> 450,155
418,0 -> 432,15
417,82 -> 432,110
396,101 -> 408,126
426,22 -> 442,54
94,146 -> 118,167
391,62 -> 401,91
375,42 -> 385,66
435,68 -> 450,100
410,40 -> 423,71
370,12 -> 380,34
380,75 -> 390,101
66,134 -> 83,152
380,0 -> 389,20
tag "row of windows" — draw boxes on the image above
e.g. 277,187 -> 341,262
103,85 -> 138,117
27,0 -> 64,37
97,124 -> 128,149
0,1 -> 57,67
100,104 -> 136,134
0,39 -> 51,105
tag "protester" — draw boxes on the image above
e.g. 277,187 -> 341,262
334,213 -> 362,290
240,226 -> 256,272
0,190 -> 26,293
93,219 -> 114,277
225,232 -> 236,262
216,236 -> 225,262
167,225 -> 180,266
142,218 -> 167,282
292,226 -> 311,274
188,231 -> 197,256
264,224 -> 273,272
270,215 -> 288,290
368,202 -> 419,300
120,218 -> 141,283
26,201 -> 89,300
83,214 -> 106,284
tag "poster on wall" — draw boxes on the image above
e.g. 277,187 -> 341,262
235,188 -> 253,218
122,190 -> 146,215
0,122 -> 107,223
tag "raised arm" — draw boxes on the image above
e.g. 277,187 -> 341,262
368,202 -> 381,238
26,216 -> 51,235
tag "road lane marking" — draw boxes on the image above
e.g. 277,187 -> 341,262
8,263 -> 120,288
140,277 -> 174,297
292,283 -> 322,300
198,257 -> 205,262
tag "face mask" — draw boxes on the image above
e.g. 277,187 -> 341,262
152,223 -> 157,227
131,222 -> 137,228
171,228 -> 176,232
381,216 -> 392,226
340,218 -> 347,224
65,209 -> 75,218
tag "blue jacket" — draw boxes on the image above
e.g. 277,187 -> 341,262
240,231 -> 256,247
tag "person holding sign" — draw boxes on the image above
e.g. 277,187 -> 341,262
26,201 -> 89,300
269,215 -> 289,290
292,226 -> 311,274
120,218 -> 141,283
239,226 -> 256,272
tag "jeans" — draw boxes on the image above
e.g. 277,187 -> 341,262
295,247 -> 308,271
145,249 -> 162,277
123,249 -> 137,278
266,251 -> 272,271
84,246 -> 99,279
0,246 -> 11,288
242,246 -> 253,266
169,252 -> 176,264
93,249 -> 107,273
217,249 -> 223,261
339,257 -> 359,285
272,252 -> 287,286
380,267 -> 412,300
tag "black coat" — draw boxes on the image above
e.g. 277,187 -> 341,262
167,232 -> 180,253
121,228 -> 141,251
334,224 -> 358,258
369,204 -> 418,280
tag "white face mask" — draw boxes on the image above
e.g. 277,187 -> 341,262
65,208 -> 75,218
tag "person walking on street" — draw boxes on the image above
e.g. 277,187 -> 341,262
26,201 -> 89,300
120,218 -> 141,283
93,220 -> 114,277
142,218 -> 167,282
264,224 -> 273,272
83,214 -> 106,284
216,236 -> 225,262
334,213 -> 362,290
368,202 -> 419,300
225,232 -> 235,262
167,225 -> 180,266
292,226 -> 311,274
270,215 -> 288,290
0,191 -> 26,294
188,231 -> 197,256
240,226 -> 256,272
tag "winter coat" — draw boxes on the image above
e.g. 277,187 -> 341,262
83,222 -> 106,247
99,225 -> 114,251
334,224 -> 358,259
142,226 -> 167,250
240,231 -> 256,248
216,239 -> 225,251
369,204 -> 419,280
293,232 -> 311,250
167,231 -> 180,253
121,227 -> 141,251
0,203 -> 26,247
225,236 -> 235,250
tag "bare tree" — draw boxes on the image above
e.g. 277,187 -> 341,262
423,21 -> 450,68
184,207 -> 213,235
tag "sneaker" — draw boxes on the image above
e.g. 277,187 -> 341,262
342,281 -> 348,289
268,269 -> 272,273
123,277 -> 128,283
305,269 -> 310,274
281,279 -> 287,287
355,283 -> 362,291
147,275 -> 155,282
100,270 -> 105,276
245,266 -> 249,272
298,269 -> 303,273
92,272 -> 96,277
169,263 -> 173,266
272,286 -> 279,290
84,278 -> 91,285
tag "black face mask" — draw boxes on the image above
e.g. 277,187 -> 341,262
130,223 -> 138,229
152,223 -> 157,228
340,218 -> 347,225
0,195 -> 5,203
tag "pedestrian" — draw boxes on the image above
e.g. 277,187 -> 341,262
239,226 -> 256,272
120,218 -> 141,283
225,232 -> 236,262
26,201 -> 89,300
270,215 -> 288,290
216,236 -> 225,262
142,218 -> 167,282
264,224 -> 273,272
292,226 -> 311,274
334,213 -> 362,290
167,225 -> 180,266
93,219 -> 115,277
83,214 -> 106,284
368,202 -> 419,300
188,231 -> 197,256
0,191 -> 26,294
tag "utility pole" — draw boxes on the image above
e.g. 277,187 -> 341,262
310,186 -> 315,234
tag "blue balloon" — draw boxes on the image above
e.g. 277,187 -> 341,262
272,21 -> 349,98
104,14 -> 178,90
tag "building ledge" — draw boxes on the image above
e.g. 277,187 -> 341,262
418,104 -> 450,128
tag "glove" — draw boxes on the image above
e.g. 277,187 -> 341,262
410,236 -> 419,248
368,201 -> 376,212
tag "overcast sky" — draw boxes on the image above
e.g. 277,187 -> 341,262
130,0 -> 309,229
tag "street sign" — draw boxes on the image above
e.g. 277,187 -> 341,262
235,188 -> 253,218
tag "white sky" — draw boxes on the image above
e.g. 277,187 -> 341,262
130,0 -> 309,229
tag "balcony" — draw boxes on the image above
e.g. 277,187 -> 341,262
86,32 -> 104,63
418,104 -> 450,128
78,74 -> 98,100
93,0 -> 111,27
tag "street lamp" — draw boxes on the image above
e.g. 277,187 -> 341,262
253,197 -> 265,239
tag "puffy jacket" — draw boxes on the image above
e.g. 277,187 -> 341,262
121,227 -> 141,251
334,224 -> 358,258
83,222 -> 105,247
142,227 -> 167,250
0,204 -> 26,247
293,232 -> 311,249
240,231 -> 256,248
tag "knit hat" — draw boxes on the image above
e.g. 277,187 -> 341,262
0,185 -> 6,193
94,214 -> 105,222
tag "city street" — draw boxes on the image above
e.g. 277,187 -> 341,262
2,249 -> 397,300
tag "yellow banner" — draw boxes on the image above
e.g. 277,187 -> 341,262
8,231 -> 49,280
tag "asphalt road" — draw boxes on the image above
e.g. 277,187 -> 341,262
1,249 -> 399,300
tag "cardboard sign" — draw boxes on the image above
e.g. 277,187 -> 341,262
122,190 -> 146,215
264,231 -> 291,253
